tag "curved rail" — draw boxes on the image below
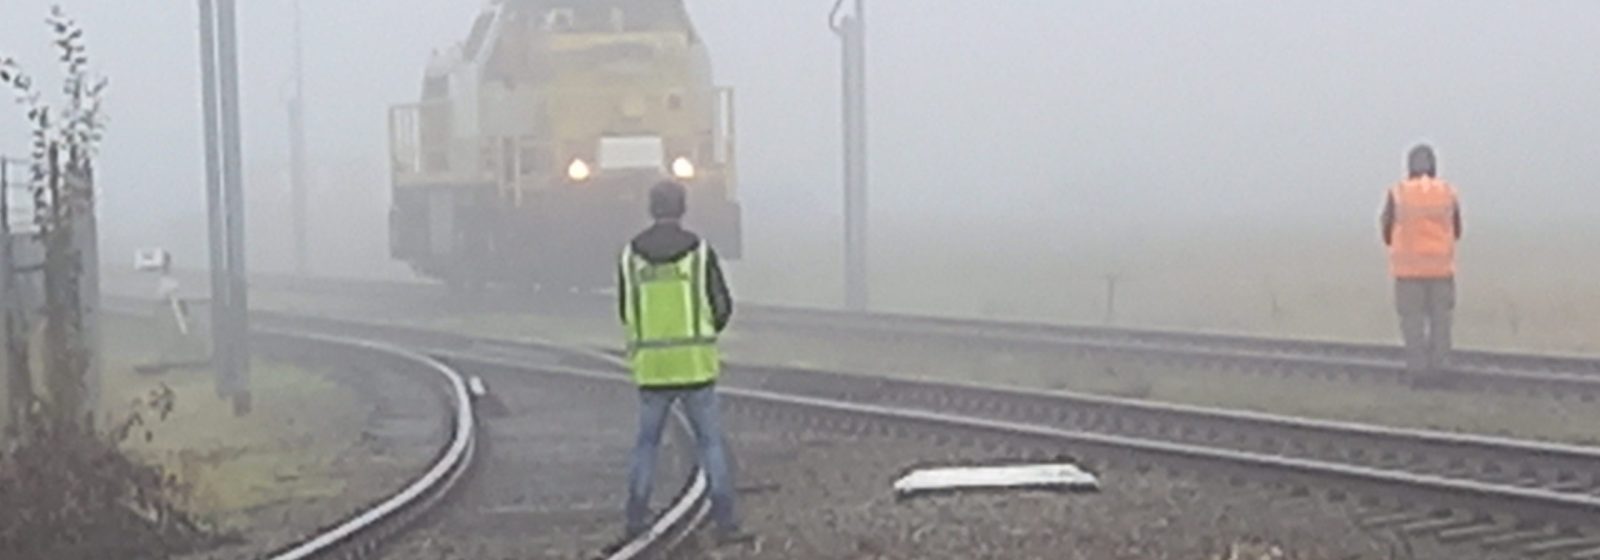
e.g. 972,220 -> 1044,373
257,330 -> 477,560
97,300 -> 481,560
256,325 -> 705,559
494,348 -> 712,560
251,311 -> 1600,495
250,312 -> 1600,553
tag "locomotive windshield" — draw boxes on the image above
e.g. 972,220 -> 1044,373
508,0 -> 693,35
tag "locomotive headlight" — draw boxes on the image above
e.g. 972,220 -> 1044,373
670,156 -> 696,180
567,158 -> 592,182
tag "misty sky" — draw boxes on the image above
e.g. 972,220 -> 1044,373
2,1 -> 1597,274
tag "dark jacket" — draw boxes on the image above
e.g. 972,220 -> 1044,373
618,221 -> 733,332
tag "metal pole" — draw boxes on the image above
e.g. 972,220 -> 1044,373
289,0 -> 309,276
1103,274 -> 1119,325
833,0 -> 869,311
197,0 -> 233,403
217,0 -> 251,415
0,158 -> 18,434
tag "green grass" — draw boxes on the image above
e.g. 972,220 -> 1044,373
100,314 -> 367,526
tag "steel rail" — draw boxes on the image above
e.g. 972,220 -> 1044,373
450,346 -> 712,560
446,348 -> 1600,556
724,362 -> 1600,497
100,298 -> 480,559
744,301 -> 1600,377
485,338 -> 1600,506
734,304 -> 1600,398
204,272 -> 1600,395
432,355 -> 711,560
102,299 -> 706,559
251,330 -> 476,560
247,310 -> 1600,496
244,311 -> 1600,552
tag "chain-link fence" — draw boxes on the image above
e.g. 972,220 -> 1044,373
1,156 -> 42,438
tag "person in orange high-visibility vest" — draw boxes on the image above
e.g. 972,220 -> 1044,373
1381,144 -> 1462,379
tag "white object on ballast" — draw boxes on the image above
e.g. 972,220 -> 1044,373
893,463 -> 1099,497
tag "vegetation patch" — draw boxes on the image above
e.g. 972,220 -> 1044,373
0,398 -> 220,560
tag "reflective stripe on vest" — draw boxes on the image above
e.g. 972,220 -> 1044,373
1389,178 -> 1458,279
620,242 -> 720,387
629,336 -> 719,350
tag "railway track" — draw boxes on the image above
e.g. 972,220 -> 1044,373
97,303 -> 710,560
262,332 -> 710,560
251,311 -> 1600,559
374,353 -> 707,560
222,272 -> 1600,399
245,329 -> 479,560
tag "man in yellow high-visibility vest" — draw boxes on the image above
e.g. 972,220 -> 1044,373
618,181 -> 745,543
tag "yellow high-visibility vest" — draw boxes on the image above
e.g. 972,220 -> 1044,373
620,242 -> 720,387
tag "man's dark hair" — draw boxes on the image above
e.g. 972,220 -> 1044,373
1408,144 -> 1437,178
649,181 -> 687,219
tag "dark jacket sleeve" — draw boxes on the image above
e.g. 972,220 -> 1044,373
1380,193 -> 1396,246
705,247 -> 733,332
1453,202 -> 1462,240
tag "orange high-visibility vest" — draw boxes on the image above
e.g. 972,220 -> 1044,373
1389,177 -> 1459,278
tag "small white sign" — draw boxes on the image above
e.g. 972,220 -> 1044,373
134,247 -> 170,271
599,136 -> 665,171
893,463 -> 1099,497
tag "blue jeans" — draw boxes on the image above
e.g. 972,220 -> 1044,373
626,386 -> 737,534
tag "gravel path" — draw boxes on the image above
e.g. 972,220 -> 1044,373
667,395 -> 1495,560
376,358 -> 690,560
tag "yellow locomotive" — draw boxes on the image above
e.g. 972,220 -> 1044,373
389,0 -> 741,290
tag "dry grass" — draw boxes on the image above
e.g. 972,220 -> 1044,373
226,225 -> 1600,444
99,314 -> 367,528
722,323 -> 1600,445
728,224 -> 1600,354
401,309 -> 1600,445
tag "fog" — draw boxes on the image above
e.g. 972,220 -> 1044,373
3,1 -> 1598,343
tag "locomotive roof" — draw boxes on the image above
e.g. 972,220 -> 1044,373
504,0 -> 689,19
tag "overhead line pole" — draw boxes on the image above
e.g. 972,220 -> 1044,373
218,0 -> 251,415
289,0 -> 309,276
197,0 -> 230,401
198,0 -> 251,415
831,0 -> 869,311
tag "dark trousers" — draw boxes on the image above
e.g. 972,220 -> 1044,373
1395,277 -> 1455,375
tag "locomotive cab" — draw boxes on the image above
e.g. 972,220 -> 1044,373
389,0 -> 741,289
